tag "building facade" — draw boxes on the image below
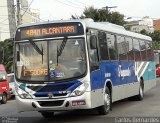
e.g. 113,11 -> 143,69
0,0 -> 16,41
125,16 -> 154,33
21,0 -> 40,24
153,19 -> 160,31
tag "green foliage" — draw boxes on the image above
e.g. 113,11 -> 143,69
150,30 -> 160,41
140,29 -> 149,36
152,41 -> 160,50
76,6 -> 126,26
78,6 -> 125,26
109,12 -> 126,26
0,38 -> 13,73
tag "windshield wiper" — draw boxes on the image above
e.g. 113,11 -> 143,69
56,37 -> 67,66
28,39 -> 44,64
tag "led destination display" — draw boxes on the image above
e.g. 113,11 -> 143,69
15,22 -> 84,40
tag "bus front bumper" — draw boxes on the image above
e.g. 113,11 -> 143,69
16,92 -> 91,112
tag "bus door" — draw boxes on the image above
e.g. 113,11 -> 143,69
88,30 -> 102,91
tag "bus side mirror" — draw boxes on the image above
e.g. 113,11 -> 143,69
90,35 -> 97,49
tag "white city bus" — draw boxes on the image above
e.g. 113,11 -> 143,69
14,19 -> 156,118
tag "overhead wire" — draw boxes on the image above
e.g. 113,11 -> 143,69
21,0 -> 34,17
21,8 -> 45,21
65,0 -> 86,8
76,0 -> 89,7
55,0 -> 84,10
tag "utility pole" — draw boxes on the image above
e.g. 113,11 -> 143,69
17,0 -> 21,26
103,6 -> 117,14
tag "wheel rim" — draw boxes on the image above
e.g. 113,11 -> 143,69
104,92 -> 110,111
139,84 -> 143,98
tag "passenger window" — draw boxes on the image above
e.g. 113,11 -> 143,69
126,37 -> 134,60
98,31 -> 109,60
107,33 -> 118,60
117,35 -> 128,60
133,39 -> 141,61
140,40 -> 146,61
146,41 -> 154,61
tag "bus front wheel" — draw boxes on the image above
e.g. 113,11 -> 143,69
97,87 -> 111,115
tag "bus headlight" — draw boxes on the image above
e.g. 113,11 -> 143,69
70,83 -> 89,97
15,86 -> 32,99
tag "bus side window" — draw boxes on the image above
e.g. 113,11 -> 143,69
98,31 -> 109,60
126,37 -> 134,60
107,33 -> 118,60
140,40 -> 146,61
133,39 -> 141,61
146,41 -> 154,61
117,35 -> 128,60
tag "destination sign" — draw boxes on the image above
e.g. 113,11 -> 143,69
24,26 -> 76,37
15,22 -> 84,41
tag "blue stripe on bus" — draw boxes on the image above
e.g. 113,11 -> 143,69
34,80 -> 81,96
90,61 -> 155,90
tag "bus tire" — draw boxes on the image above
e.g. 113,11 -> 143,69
40,112 -> 54,118
128,80 -> 144,101
1,93 -> 7,104
135,80 -> 144,101
97,87 -> 111,115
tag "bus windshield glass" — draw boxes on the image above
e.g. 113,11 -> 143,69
15,38 -> 87,82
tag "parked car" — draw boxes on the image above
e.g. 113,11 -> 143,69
156,64 -> 160,77
0,64 -> 9,104
7,73 -> 15,98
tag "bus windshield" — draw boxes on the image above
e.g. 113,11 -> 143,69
15,38 -> 87,82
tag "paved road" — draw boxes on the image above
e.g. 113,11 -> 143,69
0,79 -> 160,123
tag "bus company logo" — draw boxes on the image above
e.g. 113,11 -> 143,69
48,93 -> 54,98
118,65 -> 131,77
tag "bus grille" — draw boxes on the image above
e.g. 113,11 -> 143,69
34,93 -> 68,97
38,100 -> 64,107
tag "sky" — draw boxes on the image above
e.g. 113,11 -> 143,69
29,0 -> 160,21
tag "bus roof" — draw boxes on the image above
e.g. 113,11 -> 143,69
84,19 -> 152,41
17,18 -> 152,41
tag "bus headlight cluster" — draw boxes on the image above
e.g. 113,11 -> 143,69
70,83 -> 89,97
15,85 -> 32,99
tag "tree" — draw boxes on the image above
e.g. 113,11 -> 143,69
77,6 -> 125,26
150,30 -> 160,42
0,38 -> 13,73
140,29 -> 149,36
